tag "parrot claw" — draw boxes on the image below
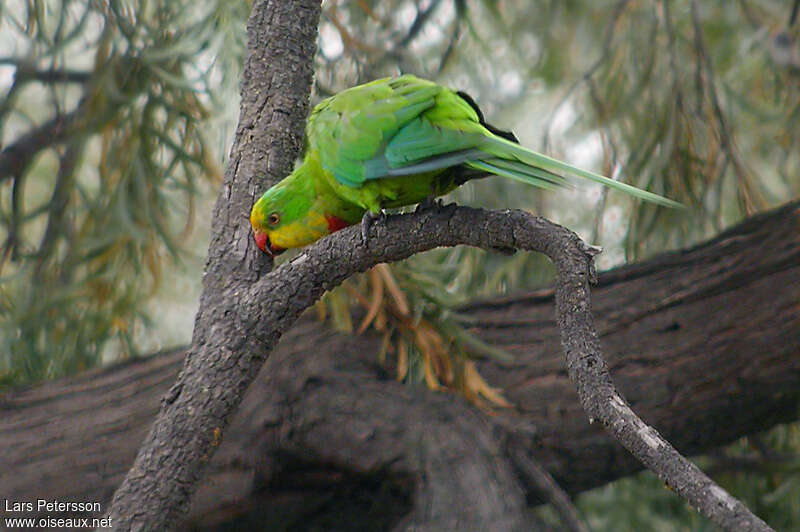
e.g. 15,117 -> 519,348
361,210 -> 386,246
415,196 -> 444,213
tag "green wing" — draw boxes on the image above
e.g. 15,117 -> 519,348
471,136 -> 684,207
306,75 -> 441,187
308,75 -> 681,208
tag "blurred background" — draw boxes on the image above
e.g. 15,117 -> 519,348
1,0 -> 798,529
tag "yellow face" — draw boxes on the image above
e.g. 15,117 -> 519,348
250,204 -> 330,256
250,163 -> 360,256
268,212 -> 331,249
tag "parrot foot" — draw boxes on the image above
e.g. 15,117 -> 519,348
414,196 -> 445,213
361,210 -> 386,246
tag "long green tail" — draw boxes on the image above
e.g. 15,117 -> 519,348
472,135 -> 683,208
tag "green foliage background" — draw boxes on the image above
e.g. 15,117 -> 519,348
0,0 -> 797,528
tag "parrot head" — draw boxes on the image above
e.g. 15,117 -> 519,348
250,175 -> 355,256
249,190 -> 283,257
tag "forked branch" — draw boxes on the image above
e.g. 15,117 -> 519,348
105,0 -> 773,528
107,205 -> 772,531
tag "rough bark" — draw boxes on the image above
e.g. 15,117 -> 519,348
8,0 -> 789,527
2,201 -> 797,530
104,0 -> 322,528
109,195 -> 774,530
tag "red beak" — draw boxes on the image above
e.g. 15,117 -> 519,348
253,230 -> 285,257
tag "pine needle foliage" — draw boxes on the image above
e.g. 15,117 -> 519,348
0,0 -> 247,382
2,0 -> 798,526
309,0 -> 799,392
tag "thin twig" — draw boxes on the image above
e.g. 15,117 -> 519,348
509,443 -> 592,532
0,108 -> 81,183
399,0 -> 442,47
437,1 -> 464,74
690,0 -> 761,213
0,59 -> 92,83
33,141 -> 83,278
542,0 -> 630,151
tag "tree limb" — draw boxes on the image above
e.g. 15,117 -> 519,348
103,0 -> 778,528
2,201 -> 797,529
106,0 -> 322,527
0,102 -> 84,184
508,442 -> 591,532
109,199 -> 777,531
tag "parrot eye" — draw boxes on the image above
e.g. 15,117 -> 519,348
267,212 -> 280,226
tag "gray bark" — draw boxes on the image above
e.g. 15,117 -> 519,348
1,202 -> 797,530
105,0 -> 322,528
6,0 -> 788,528
104,0 -> 787,526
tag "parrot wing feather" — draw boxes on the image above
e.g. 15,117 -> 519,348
369,111 -> 683,208
306,76 -> 442,187
308,75 -> 681,208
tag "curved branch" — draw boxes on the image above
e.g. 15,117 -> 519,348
0,93 -> 88,184
104,0 -> 772,529
4,202 -> 796,530
106,0 -> 323,527
111,202 -> 772,530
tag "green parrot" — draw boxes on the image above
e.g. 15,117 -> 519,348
250,75 -> 679,256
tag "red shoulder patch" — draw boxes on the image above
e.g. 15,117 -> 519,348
325,214 -> 352,233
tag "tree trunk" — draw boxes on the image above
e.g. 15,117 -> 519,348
2,201 -> 798,530
102,0 -> 321,528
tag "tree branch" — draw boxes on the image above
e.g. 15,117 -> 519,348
3,201 -> 797,529
111,200 -> 775,530
0,104 -> 83,184
508,442 -> 591,532
103,0 -> 774,529
106,0 -> 322,527
0,59 -> 92,83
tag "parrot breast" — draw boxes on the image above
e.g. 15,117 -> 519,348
325,214 -> 352,233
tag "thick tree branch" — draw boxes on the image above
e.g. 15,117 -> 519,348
113,199 -> 775,530
103,0 -> 777,528
2,201 -> 797,530
106,0 -> 322,528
